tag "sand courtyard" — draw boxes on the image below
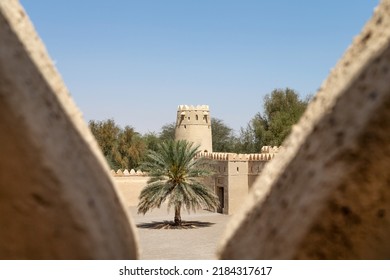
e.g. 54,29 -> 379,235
128,205 -> 231,260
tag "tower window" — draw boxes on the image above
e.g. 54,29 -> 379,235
188,117 -> 190,120
237,167 -> 239,172
184,125 -> 187,129
196,115 -> 198,120
180,111 -> 185,122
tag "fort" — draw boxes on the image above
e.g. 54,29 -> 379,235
175,104 -> 280,214
112,105 -> 280,215
1,0 -> 390,259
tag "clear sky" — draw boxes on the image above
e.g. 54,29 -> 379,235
20,0 -> 379,135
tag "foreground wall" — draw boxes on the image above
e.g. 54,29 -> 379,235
218,0 -> 390,259
0,0 -> 138,259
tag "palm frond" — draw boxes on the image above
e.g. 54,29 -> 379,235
137,180 -> 174,214
137,139 -> 219,221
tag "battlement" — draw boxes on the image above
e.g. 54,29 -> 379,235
196,152 -> 275,161
111,169 -> 146,177
261,146 -> 281,154
195,146 -> 281,162
111,146 -> 281,177
177,105 -> 209,111
176,104 -> 211,125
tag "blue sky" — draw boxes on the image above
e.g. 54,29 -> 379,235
20,1 -> 379,135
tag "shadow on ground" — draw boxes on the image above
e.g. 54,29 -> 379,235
137,220 -> 215,229
129,205 -> 230,259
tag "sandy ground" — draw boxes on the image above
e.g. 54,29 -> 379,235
128,205 -> 231,260
113,177 -> 232,259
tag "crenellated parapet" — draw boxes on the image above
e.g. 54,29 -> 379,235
111,146 -> 280,177
111,169 -> 146,177
196,146 -> 281,162
178,105 -> 210,111
260,146 -> 281,154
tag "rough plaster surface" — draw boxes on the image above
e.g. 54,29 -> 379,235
218,0 -> 390,259
175,105 -> 213,153
0,0 -> 138,259
113,177 -> 148,207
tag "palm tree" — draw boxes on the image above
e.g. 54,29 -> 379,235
137,140 -> 219,226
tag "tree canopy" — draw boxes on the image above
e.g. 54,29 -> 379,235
88,88 -> 310,168
88,119 -> 146,170
238,88 -> 309,152
159,122 -> 176,142
211,118 -> 237,152
138,140 -> 219,226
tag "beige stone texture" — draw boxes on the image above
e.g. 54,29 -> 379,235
248,161 -> 267,190
192,151 -> 275,215
113,176 -> 149,207
218,0 -> 390,259
0,0 -> 138,259
175,105 -> 213,152
224,160 -> 249,215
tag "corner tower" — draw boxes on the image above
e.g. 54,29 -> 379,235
175,105 -> 212,152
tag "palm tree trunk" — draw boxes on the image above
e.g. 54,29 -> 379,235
174,205 -> 181,226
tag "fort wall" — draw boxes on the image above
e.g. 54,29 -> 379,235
195,148 -> 278,214
113,176 -> 149,208
111,147 -> 279,216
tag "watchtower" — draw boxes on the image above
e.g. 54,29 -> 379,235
174,105 -> 213,152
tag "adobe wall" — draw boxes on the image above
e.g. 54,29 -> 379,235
213,161 -> 229,213
175,105 -> 213,152
110,149 -> 277,216
226,160 -> 249,216
201,151 -> 277,215
218,0 -> 390,259
248,161 -> 268,189
113,176 -> 149,208
0,0 -> 138,259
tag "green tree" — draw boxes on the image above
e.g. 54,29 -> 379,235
159,122 -> 176,142
89,119 -> 147,170
211,118 -> 237,152
236,124 -> 257,153
89,119 -> 121,169
142,132 -> 160,152
239,88 -> 309,152
138,140 -> 219,226
114,126 -> 146,169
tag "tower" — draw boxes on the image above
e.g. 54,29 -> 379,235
174,105 -> 213,152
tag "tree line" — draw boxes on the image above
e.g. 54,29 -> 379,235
89,88 -> 311,170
